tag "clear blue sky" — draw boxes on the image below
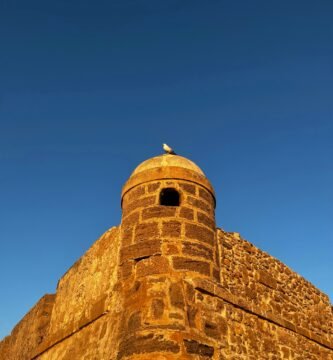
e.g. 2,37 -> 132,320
0,0 -> 332,339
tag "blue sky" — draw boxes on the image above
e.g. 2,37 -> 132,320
0,0 -> 332,339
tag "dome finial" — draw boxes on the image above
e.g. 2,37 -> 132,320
163,143 -> 176,155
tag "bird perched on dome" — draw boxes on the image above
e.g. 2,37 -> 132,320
163,143 -> 176,155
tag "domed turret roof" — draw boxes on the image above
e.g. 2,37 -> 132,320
122,153 -> 215,204
131,154 -> 205,177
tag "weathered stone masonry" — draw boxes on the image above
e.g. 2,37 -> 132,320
1,153 -> 332,359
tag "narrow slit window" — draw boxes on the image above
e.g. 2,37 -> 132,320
160,188 -> 180,206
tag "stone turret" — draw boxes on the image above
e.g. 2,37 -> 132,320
117,153 -> 220,359
120,153 -> 218,282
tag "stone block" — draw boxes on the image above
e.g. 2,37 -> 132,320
151,299 -> 164,319
121,240 -> 161,262
118,333 -> 180,359
169,283 -> 185,310
142,206 -> 176,220
187,196 -> 213,214
162,220 -> 181,237
258,270 -> 277,290
187,306 -> 197,327
185,223 -> 215,246
179,207 -> 194,220
147,182 -> 161,193
127,312 -> 141,332
197,211 -> 215,229
124,196 -> 156,215
204,320 -> 220,340
135,222 -> 159,242
121,226 -> 133,246
213,267 -> 220,283
127,185 -> 146,201
121,211 -> 140,228
183,339 -> 214,357
120,259 -> 134,280
172,257 -> 210,276
198,187 -> 213,204
182,241 -> 214,261
136,256 -> 170,277
179,183 -> 196,195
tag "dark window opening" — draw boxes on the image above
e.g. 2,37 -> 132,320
160,188 -> 180,206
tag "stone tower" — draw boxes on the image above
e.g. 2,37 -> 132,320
118,154 -> 220,359
1,152 -> 332,359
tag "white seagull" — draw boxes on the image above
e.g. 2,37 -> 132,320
163,143 -> 176,155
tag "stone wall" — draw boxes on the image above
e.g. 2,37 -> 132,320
0,294 -> 55,360
0,226 -> 123,360
1,180 -> 332,359
185,277 -> 333,359
218,230 -> 333,345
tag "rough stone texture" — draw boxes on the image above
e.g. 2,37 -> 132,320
47,227 -> 120,338
1,156 -> 332,360
0,294 -> 55,360
218,230 -> 333,346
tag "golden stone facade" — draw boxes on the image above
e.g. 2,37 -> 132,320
1,154 -> 332,359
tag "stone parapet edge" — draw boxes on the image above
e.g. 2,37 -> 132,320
189,277 -> 333,351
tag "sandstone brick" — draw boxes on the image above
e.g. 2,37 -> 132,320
121,226 -> 133,246
164,243 -> 179,255
204,320 -> 220,340
258,270 -> 277,290
136,256 -> 170,277
118,333 -> 180,359
147,182 -> 161,193
183,339 -> 214,357
179,183 -> 196,195
135,222 -> 159,242
193,277 -> 215,295
221,238 -> 233,250
127,185 -> 146,201
121,211 -> 140,228
187,306 -> 197,327
127,312 -> 141,332
124,196 -> 156,215
151,299 -> 164,319
187,196 -> 213,214
172,257 -> 210,276
185,283 -> 195,303
199,187 -> 213,204
162,220 -> 181,237
120,259 -> 134,279
142,206 -> 176,220
197,211 -> 215,229
169,283 -> 185,310
185,223 -> 215,246
179,207 -> 194,220
182,241 -> 214,261
121,240 -> 161,262
213,267 -> 220,282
